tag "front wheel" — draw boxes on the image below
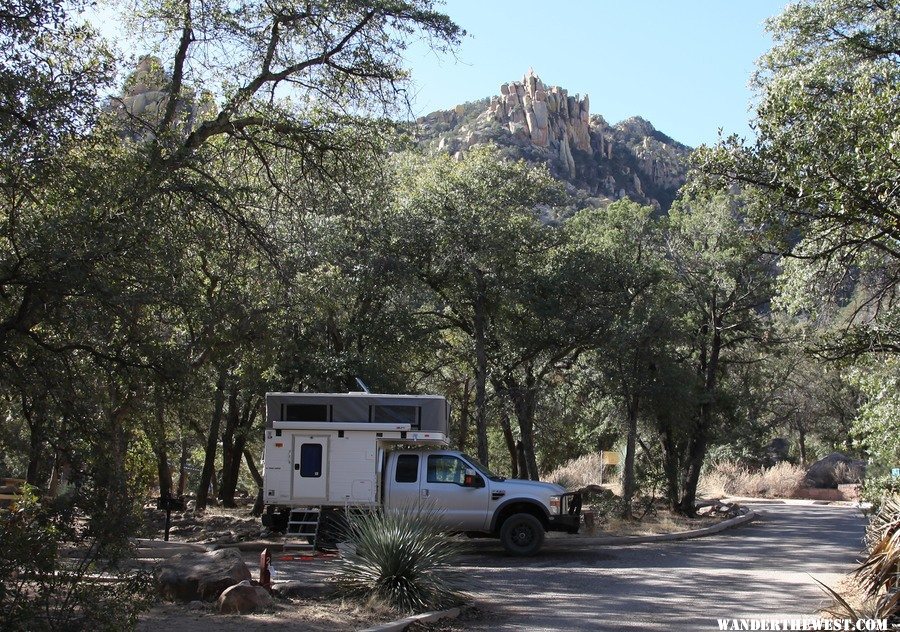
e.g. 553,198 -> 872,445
499,513 -> 545,556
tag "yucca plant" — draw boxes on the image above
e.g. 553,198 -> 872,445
331,506 -> 464,613
856,495 -> 900,621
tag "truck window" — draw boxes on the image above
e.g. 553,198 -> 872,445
284,404 -> 329,422
426,455 -> 467,485
395,454 -> 419,483
370,405 -> 420,429
299,443 -> 323,477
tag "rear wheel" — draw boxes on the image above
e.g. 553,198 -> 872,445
316,508 -> 348,551
499,513 -> 544,556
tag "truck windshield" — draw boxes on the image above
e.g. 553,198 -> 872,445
462,454 -> 505,482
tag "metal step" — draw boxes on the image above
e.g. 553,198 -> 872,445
284,507 -> 321,550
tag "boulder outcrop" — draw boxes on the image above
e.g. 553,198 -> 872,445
217,579 -> 274,614
156,547 -> 252,601
804,453 -> 865,489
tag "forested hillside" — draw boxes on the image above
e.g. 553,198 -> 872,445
0,0 -> 897,585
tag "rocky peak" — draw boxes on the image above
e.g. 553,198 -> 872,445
108,56 -> 213,140
415,71 -> 691,213
489,69 -> 592,172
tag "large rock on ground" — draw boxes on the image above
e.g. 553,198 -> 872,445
218,580 -> 273,614
804,453 -> 865,489
156,547 -> 251,601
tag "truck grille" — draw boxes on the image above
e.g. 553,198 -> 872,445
561,492 -> 582,516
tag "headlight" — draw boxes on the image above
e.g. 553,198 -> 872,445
549,495 -> 561,515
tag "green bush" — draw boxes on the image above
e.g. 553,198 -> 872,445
861,475 -> 900,513
0,487 -> 153,631
331,506 -> 464,613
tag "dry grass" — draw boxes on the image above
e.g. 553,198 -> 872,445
545,453 -> 617,491
816,575 -> 884,621
857,496 -> 900,619
590,511 -> 719,537
816,497 -> 900,622
700,461 -> 806,499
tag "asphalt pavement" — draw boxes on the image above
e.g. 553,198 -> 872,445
451,500 -> 866,631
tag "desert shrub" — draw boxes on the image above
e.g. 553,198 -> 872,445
0,487 -> 153,631
331,506 -> 464,613
857,496 -> 900,622
700,461 -> 805,499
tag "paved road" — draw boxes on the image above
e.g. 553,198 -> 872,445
452,501 -> 866,631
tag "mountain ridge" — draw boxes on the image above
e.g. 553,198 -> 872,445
414,70 -> 691,214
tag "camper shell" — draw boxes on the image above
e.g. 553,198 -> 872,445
263,392 -> 449,507
261,391 -> 581,556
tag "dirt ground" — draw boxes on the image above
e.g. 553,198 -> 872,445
135,500 -> 738,630
137,597 -> 399,632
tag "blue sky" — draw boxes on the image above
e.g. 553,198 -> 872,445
402,1 -> 789,147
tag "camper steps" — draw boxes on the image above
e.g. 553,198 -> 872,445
284,507 -> 321,550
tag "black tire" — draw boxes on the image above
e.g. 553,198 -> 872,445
315,508 -> 348,551
263,508 -> 290,533
499,513 -> 545,556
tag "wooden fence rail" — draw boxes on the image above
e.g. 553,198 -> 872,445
0,477 -> 26,508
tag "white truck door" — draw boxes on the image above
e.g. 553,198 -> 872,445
291,435 -> 328,500
421,453 -> 490,531
384,453 -> 421,509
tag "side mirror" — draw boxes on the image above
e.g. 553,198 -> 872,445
463,469 -> 484,488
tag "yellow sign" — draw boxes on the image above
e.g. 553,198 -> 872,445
601,451 -> 620,466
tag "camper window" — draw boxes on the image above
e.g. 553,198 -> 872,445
299,443 -> 323,477
370,405 -> 420,428
284,404 -> 329,422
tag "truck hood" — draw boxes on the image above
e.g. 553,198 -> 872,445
493,478 -> 566,496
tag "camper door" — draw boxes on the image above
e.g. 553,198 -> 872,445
292,435 -> 328,500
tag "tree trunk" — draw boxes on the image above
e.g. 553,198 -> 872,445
497,407 -> 518,478
221,393 -> 259,507
196,370 -> 227,511
101,398 -> 134,539
621,392 -> 640,518
797,426 -> 807,466
219,381 -> 240,506
457,378 -> 471,453
152,389 -> 173,497
473,269 -> 490,467
243,449 -> 264,516
677,313 -> 721,515
676,422 -> 708,515
176,437 -> 189,497
516,441 -> 528,480
26,421 -> 44,487
508,376 -> 539,481
658,421 -> 681,511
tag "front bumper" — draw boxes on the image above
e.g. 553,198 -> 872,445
548,492 -> 582,533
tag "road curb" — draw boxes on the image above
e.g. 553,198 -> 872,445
229,510 -> 759,553
358,606 -> 462,632
549,508 -> 758,547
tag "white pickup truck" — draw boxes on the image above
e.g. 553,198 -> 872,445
261,392 -> 581,555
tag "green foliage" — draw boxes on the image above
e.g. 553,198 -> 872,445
861,476 -> 900,513
332,506 -> 464,613
0,487 -> 154,631
850,356 -> 900,470
0,0 -> 463,526
696,0 -> 900,356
